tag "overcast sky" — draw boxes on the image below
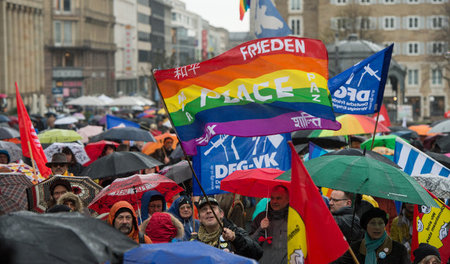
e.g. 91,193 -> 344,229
182,0 -> 250,32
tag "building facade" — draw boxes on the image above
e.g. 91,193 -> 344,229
275,0 -> 449,121
0,0 -> 46,113
44,0 -> 116,108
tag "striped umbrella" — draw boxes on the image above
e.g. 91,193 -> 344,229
309,114 -> 390,137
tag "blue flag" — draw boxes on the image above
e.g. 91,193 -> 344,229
308,142 -> 329,160
254,0 -> 292,38
106,115 -> 140,129
192,134 -> 291,195
329,44 -> 393,114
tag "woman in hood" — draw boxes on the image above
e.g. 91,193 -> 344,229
57,192 -> 84,213
143,212 -> 184,243
168,196 -> 200,241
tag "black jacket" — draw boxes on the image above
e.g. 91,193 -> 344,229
194,218 -> 263,260
332,206 -> 364,243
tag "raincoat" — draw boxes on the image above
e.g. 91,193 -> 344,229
140,190 -> 166,224
168,196 -> 200,241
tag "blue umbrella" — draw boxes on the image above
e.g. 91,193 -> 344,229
123,241 -> 257,264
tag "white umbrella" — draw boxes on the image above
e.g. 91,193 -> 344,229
108,96 -> 154,106
66,96 -> 106,106
77,125 -> 103,143
54,116 -> 79,125
44,142 -> 90,165
97,94 -> 114,104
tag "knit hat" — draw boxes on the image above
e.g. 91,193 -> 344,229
0,150 -> 10,163
49,178 -> 72,196
177,196 -> 192,209
114,207 -> 134,221
360,207 -> 388,230
413,243 -> 441,264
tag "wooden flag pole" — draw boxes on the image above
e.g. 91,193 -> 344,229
369,111 -> 381,151
151,71 -> 224,230
348,247 -> 360,264
27,141 -> 38,181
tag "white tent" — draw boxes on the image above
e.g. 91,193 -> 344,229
107,96 -> 154,106
66,96 -> 106,106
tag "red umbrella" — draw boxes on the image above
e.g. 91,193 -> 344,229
88,173 -> 183,215
220,168 -> 289,198
84,140 -> 120,166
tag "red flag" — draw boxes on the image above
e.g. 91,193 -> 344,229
373,104 -> 391,127
287,142 -> 348,264
16,83 -> 52,177
411,189 -> 450,263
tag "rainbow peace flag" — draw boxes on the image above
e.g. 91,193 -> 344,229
239,0 -> 250,20
153,36 -> 341,155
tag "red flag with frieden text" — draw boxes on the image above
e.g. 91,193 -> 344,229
16,83 -> 51,177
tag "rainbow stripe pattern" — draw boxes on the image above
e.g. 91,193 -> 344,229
239,0 -> 250,20
154,37 -> 341,155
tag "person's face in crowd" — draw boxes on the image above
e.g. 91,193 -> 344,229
270,187 -> 289,211
366,217 -> 386,240
404,203 -> 415,216
199,204 -> 223,229
64,200 -> 76,211
143,167 -> 156,174
51,163 -> 68,175
419,255 -> 440,264
148,200 -> 163,216
351,141 -> 361,148
64,153 -> 73,163
164,139 -> 173,151
329,190 -> 351,213
179,203 -> 193,219
0,154 -> 8,164
104,146 -> 115,156
114,211 -> 133,235
52,185 -> 69,201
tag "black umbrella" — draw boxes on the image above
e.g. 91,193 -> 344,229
169,144 -> 184,159
435,135 -> 450,153
89,127 -> 156,142
0,211 -> 138,264
425,151 -> 450,169
323,148 -> 401,169
82,151 -> 163,179
159,160 -> 192,184
0,127 -> 20,139
291,130 -> 348,149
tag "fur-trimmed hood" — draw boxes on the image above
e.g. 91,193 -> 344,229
56,192 -> 84,212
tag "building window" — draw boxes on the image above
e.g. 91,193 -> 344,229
335,0 -> 348,5
383,0 -> 395,3
431,42 -> 445,55
54,21 -> 73,46
431,16 -> 445,29
407,0 -> 419,3
63,21 -> 72,45
360,18 -> 371,30
408,16 -> 419,29
430,96 -> 444,116
64,51 -> 74,67
407,42 -> 420,55
54,0 -> 71,13
431,0 -> 444,3
337,18 -> 347,31
407,69 -> 419,86
384,17 -> 396,29
431,68 -> 443,85
290,17 -> 302,35
360,0 -> 372,4
290,0 -> 301,11
54,21 -> 61,44
138,13 -> 150,24
138,50 -> 150,62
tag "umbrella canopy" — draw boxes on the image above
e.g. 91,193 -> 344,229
142,133 -> 178,155
360,135 -> 407,150
435,134 -> 450,153
0,127 -> 20,139
0,173 -> 33,214
84,140 -> 120,166
291,130 -> 348,149
159,160 -> 192,184
76,125 -> 103,143
123,241 -> 256,264
169,144 -> 184,159
277,155 -> 438,207
72,113 -> 85,120
323,148 -> 401,168
54,116 -> 79,125
82,151 -> 163,180
44,142 -> 90,165
38,129 -> 83,143
423,151 -> 450,168
0,141 -> 22,162
108,96 -> 154,106
408,124 -> 434,136
309,114 -> 390,137
89,127 -> 156,143
220,168 -> 289,198
0,163 -> 46,184
27,175 -> 103,213
372,146 -> 394,156
66,96 -> 106,106
88,173 -> 183,214
0,114 -> 10,122
412,174 -> 450,199
429,119 -> 450,133
0,211 -> 138,264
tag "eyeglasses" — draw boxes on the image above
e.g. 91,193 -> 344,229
329,198 -> 350,203
51,164 -> 66,168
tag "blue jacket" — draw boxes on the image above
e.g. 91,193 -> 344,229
168,196 -> 200,241
140,190 -> 166,224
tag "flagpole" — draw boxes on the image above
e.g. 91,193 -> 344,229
151,70 -> 224,230
27,141 -> 39,181
369,111 -> 381,150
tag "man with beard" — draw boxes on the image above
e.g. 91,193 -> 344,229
107,201 -> 152,244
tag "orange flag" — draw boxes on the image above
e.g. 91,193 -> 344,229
16,83 -> 51,177
287,142 -> 348,264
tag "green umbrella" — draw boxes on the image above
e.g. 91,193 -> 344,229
360,134 -> 408,150
38,129 -> 83,143
277,155 -> 437,207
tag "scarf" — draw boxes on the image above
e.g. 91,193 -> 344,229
198,224 -> 221,247
364,231 -> 387,264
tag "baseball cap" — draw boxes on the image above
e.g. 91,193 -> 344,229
197,197 -> 219,209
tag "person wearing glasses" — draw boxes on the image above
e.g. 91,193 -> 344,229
45,153 -> 73,176
329,190 -> 364,243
